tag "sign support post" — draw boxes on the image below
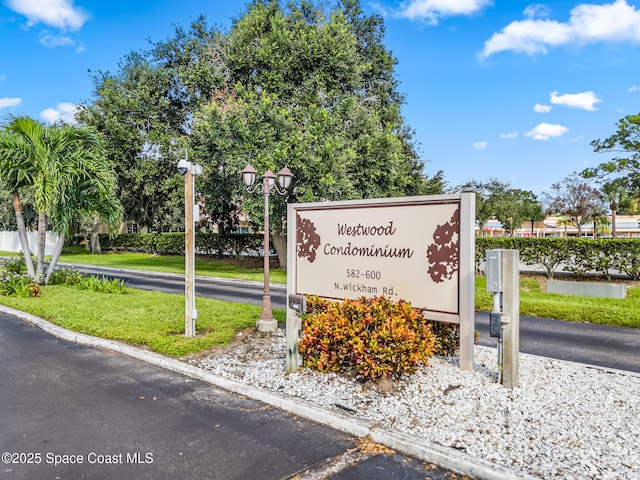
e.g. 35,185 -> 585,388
459,193 -> 475,371
502,249 -> 520,388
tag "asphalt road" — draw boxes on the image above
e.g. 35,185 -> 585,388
66,264 -> 286,308
0,312 -> 464,480
475,312 -> 640,373
70,264 -> 640,374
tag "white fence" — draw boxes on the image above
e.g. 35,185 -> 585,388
0,231 -> 59,256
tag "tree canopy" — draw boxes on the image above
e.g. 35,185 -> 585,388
583,113 -> 640,212
457,178 -> 543,236
77,0 -> 444,240
543,173 -> 604,237
493,189 -> 544,236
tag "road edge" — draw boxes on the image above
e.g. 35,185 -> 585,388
1,304 -> 537,480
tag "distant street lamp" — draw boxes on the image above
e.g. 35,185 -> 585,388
241,164 -> 293,333
178,154 -> 203,338
610,200 -> 618,239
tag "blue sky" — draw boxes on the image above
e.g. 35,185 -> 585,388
1,0 -> 639,196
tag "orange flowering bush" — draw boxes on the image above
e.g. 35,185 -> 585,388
300,296 -> 436,382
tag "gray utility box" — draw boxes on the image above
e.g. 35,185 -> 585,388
547,279 -> 627,299
485,250 -> 503,293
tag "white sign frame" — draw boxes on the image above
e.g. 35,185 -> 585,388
287,193 -> 476,371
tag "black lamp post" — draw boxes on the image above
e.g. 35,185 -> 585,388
610,200 -> 618,239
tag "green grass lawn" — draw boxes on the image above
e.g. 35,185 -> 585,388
2,248 -> 639,363
55,248 -> 288,284
475,275 -> 640,328
0,285 -> 285,357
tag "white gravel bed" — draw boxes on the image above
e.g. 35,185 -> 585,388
193,331 -> 640,480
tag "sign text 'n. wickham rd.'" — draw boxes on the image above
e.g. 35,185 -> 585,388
287,193 -> 476,371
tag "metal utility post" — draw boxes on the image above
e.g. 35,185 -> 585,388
486,249 -> 520,389
286,294 -> 306,373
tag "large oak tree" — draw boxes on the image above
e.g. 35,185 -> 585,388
78,0 -> 444,267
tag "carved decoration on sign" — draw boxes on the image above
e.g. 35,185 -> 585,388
296,212 -> 321,263
426,208 -> 460,283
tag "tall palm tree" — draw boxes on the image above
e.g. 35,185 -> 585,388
0,118 -> 38,279
0,116 -> 59,281
43,128 -> 122,283
1,116 -> 122,283
556,216 -> 571,237
588,204 -> 611,239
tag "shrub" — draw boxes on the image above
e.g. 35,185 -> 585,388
98,232 -> 266,257
2,256 -> 27,274
426,320 -> 460,357
76,275 -> 127,294
0,272 -> 40,298
609,239 -> 640,280
48,267 -> 84,286
476,236 -> 640,279
300,296 -> 436,382
43,266 -> 126,293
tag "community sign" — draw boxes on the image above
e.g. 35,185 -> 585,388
287,194 -> 475,323
287,194 -> 476,370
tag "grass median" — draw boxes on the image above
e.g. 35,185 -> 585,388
0,285 -> 285,357
57,248 -> 288,284
2,247 -> 639,359
475,275 -> 640,328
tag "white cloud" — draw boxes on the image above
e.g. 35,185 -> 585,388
534,103 -> 552,113
40,102 -> 78,124
550,91 -> 601,111
0,97 -> 22,109
480,0 -> 640,58
0,74 -> 6,82
39,31 -> 75,48
397,0 -> 492,23
525,122 -> 568,140
523,4 -> 552,19
473,141 -> 488,149
6,0 -> 89,30
629,85 -> 640,92
500,131 -> 519,139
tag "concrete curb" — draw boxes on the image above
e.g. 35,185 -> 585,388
1,304 -> 537,480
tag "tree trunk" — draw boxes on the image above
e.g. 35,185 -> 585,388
44,233 -> 65,285
90,213 -> 102,254
12,193 -> 36,280
36,212 -> 47,283
90,233 -> 102,254
272,232 -> 287,271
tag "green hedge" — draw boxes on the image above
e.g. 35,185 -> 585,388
476,237 -> 640,279
99,233 -> 640,279
98,233 -> 266,258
